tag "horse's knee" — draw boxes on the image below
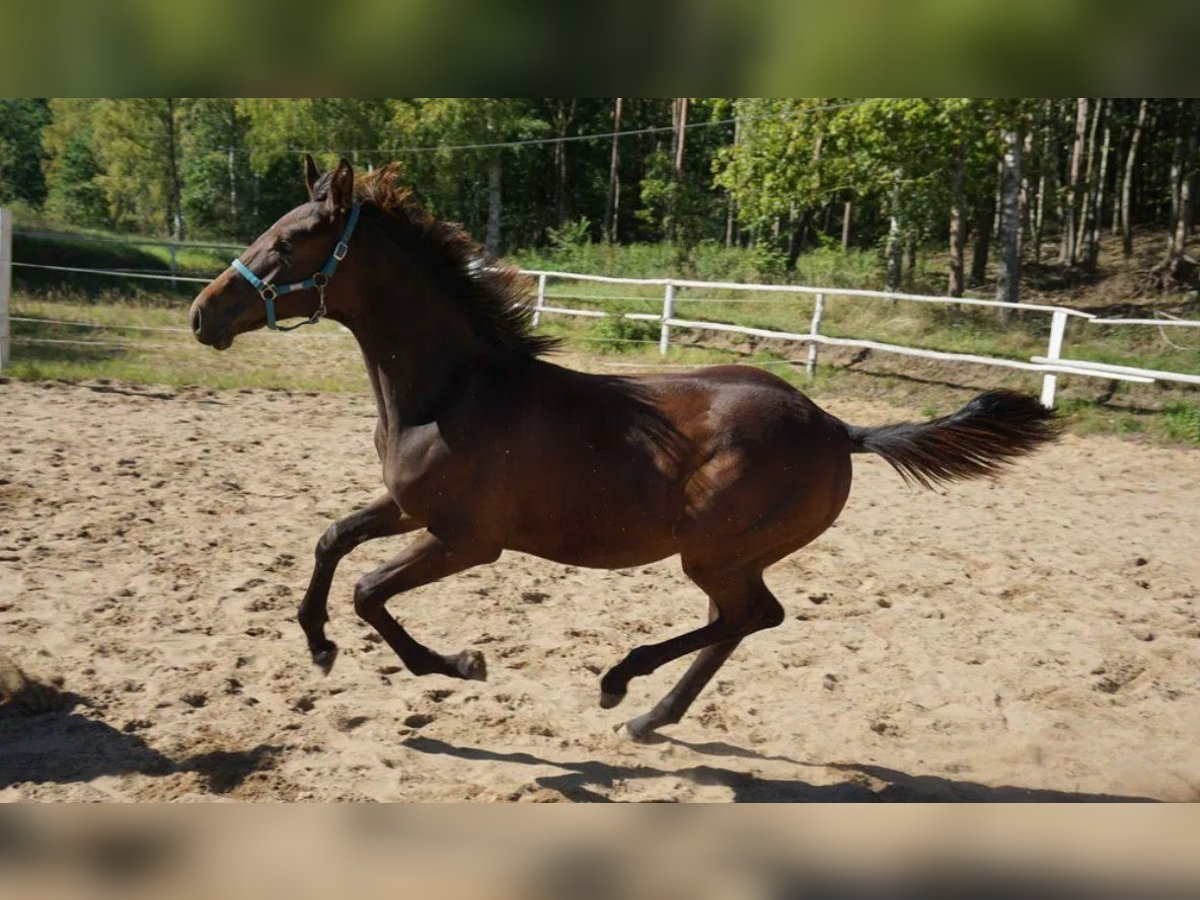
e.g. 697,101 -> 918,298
316,523 -> 342,561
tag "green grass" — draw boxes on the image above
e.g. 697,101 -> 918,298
7,297 -> 368,392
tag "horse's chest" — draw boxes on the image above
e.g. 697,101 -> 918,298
379,427 -> 469,517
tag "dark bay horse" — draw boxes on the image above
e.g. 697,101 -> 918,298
189,158 -> 1058,741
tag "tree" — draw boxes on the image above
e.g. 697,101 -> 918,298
0,99 -> 50,206
1121,99 -> 1148,259
603,98 -> 623,244
55,99 -> 189,237
1164,99 -> 1200,282
1062,98 -> 1088,265
391,98 -> 547,257
181,99 -> 253,239
997,125 -> 1023,309
41,99 -> 110,228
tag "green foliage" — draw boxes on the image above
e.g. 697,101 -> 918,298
0,99 -> 50,206
591,307 -> 661,352
546,217 -> 593,252
1161,401 -> 1200,444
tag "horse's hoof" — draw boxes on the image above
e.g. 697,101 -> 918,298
454,650 -> 487,682
599,690 -> 625,710
311,642 -> 339,675
617,714 -> 666,743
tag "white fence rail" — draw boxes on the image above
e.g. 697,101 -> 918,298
2,209 -> 1198,408
523,269 -> 1199,408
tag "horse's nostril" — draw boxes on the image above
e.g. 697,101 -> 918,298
191,306 -> 203,335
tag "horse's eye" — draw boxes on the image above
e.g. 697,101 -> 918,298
273,239 -> 292,255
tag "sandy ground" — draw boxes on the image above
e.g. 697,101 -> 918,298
1,378 -> 1198,802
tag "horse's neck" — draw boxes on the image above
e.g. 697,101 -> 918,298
343,280 -> 488,431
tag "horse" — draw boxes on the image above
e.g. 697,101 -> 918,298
189,157 -> 1059,741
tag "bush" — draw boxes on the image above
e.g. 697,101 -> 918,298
509,241 -> 883,288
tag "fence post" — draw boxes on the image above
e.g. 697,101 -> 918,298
660,280 -> 675,356
1040,308 -> 1069,408
0,208 -> 10,371
805,291 -> 825,381
532,272 -> 546,327
168,241 -> 178,289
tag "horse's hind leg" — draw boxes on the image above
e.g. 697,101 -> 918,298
298,495 -> 419,672
599,567 -> 783,727
621,638 -> 741,741
351,530 -> 500,681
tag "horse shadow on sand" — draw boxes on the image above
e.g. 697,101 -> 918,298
0,692 -> 279,795
401,734 -> 1155,803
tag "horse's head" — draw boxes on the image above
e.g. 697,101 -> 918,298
190,155 -> 357,349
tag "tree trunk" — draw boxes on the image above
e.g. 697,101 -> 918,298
1166,100 -> 1200,274
948,144 -> 966,297
1076,98 -> 1102,268
1062,97 -> 1088,264
786,206 -> 814,270
885,170 -> 903,292
1122,98 -> 1147,258
164,98 -> 183,240
1085,108 -> 1112,273
1033,100 -> 1053,263
552,99 -> 575,226
997,127 -> 1022,313
1019,130 -> 1034,258
841,200 -> 852,250
667,97 -> 688,242
1166,100 -> 1191,261
970,191 -> 994,287
603,97 -> 622,244
724,110 -> 739,248
673,97 -> 688,175
1075,101 -> 1099,267
485,155 -> 502,258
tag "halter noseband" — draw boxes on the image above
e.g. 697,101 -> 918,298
230,203 -> 362,331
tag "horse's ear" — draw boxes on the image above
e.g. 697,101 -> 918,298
304,153 -> 320,199
327,158 -> 354,211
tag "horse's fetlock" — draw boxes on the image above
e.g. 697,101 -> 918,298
759,601 -> 786,630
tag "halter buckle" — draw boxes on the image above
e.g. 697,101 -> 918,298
333,242 -> 349,261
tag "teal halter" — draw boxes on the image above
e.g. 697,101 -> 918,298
231,203 -> 362,331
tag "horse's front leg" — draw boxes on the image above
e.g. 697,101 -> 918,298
352,531 -> 501,681
298,494 -> 420,672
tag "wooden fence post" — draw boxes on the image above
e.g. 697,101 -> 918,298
0,208 -> 11,371
168,241 -> 178,289
660,280 -> 675,356
806,291 -> 825,381
1040,308 -> 1069,407
532,273 -> 546,327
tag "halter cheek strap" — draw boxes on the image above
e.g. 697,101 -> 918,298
231,203 -> 362,331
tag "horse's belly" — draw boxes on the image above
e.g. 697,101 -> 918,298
505,526 -> 679,569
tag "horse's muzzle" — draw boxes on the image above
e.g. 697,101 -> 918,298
189,301 -> 233,350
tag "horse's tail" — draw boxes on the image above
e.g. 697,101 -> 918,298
841,390 -> 1060,489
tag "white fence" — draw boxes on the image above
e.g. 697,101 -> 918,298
525,269 -> 1200,407
1,209 -> 1198,408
